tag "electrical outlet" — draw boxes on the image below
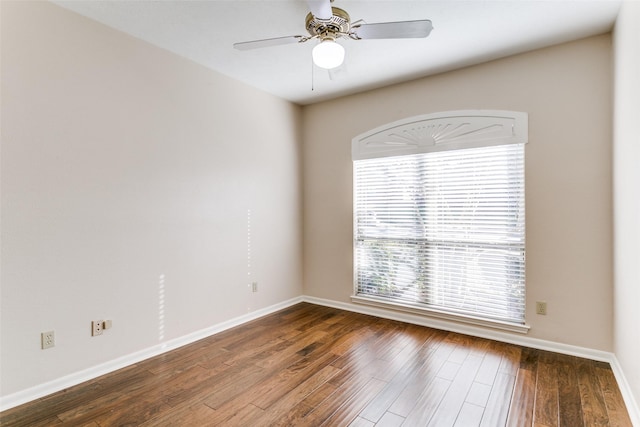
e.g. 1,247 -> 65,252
92,320 -> 104,336
252,282 -> 258,292
41,331 -> 55,349
536,301 -> 547,315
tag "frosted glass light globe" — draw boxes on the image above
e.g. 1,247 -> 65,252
312,40 -> 345,69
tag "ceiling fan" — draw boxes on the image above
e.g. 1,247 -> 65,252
233,0 -> 433,70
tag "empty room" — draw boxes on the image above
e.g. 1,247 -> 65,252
1,0 -> 639,426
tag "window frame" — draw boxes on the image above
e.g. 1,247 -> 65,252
351,110 -> 529,333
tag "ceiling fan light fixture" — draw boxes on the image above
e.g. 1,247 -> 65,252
312,39 -> 345,69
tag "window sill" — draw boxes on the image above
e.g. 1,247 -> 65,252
351,295 -> 530,334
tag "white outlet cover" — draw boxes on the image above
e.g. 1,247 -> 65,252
41,331 -> 55,349
92,320 -> 104,336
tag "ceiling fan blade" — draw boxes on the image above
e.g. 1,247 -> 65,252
306,0 -> 332,20
234,35 -> 305,51
353,20 -> 433,40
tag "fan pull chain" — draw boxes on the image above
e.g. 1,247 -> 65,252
311,56 -> 315,91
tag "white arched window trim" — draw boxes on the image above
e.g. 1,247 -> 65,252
353,110 -> 528,160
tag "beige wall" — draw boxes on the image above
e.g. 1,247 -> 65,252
614,1 -> 640,410
1,1 -> 302,397
302,35 -> 613,351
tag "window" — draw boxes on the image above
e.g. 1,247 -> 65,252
352,111 -> 527,330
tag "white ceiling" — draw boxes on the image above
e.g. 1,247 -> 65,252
52,0 -> 621,105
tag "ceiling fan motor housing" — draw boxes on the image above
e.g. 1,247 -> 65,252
305,7 -> 350,40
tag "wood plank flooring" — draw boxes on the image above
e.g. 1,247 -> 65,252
0,303 -> 633,426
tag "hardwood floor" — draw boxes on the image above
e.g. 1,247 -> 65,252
0,303 -> 633,426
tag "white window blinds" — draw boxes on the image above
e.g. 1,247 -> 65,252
352,111 -> 527,326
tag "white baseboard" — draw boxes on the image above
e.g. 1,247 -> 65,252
302,295 -> 640,426
0,296 -> 304,412
609,356 -> 640,427
302,296 -> 612,360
